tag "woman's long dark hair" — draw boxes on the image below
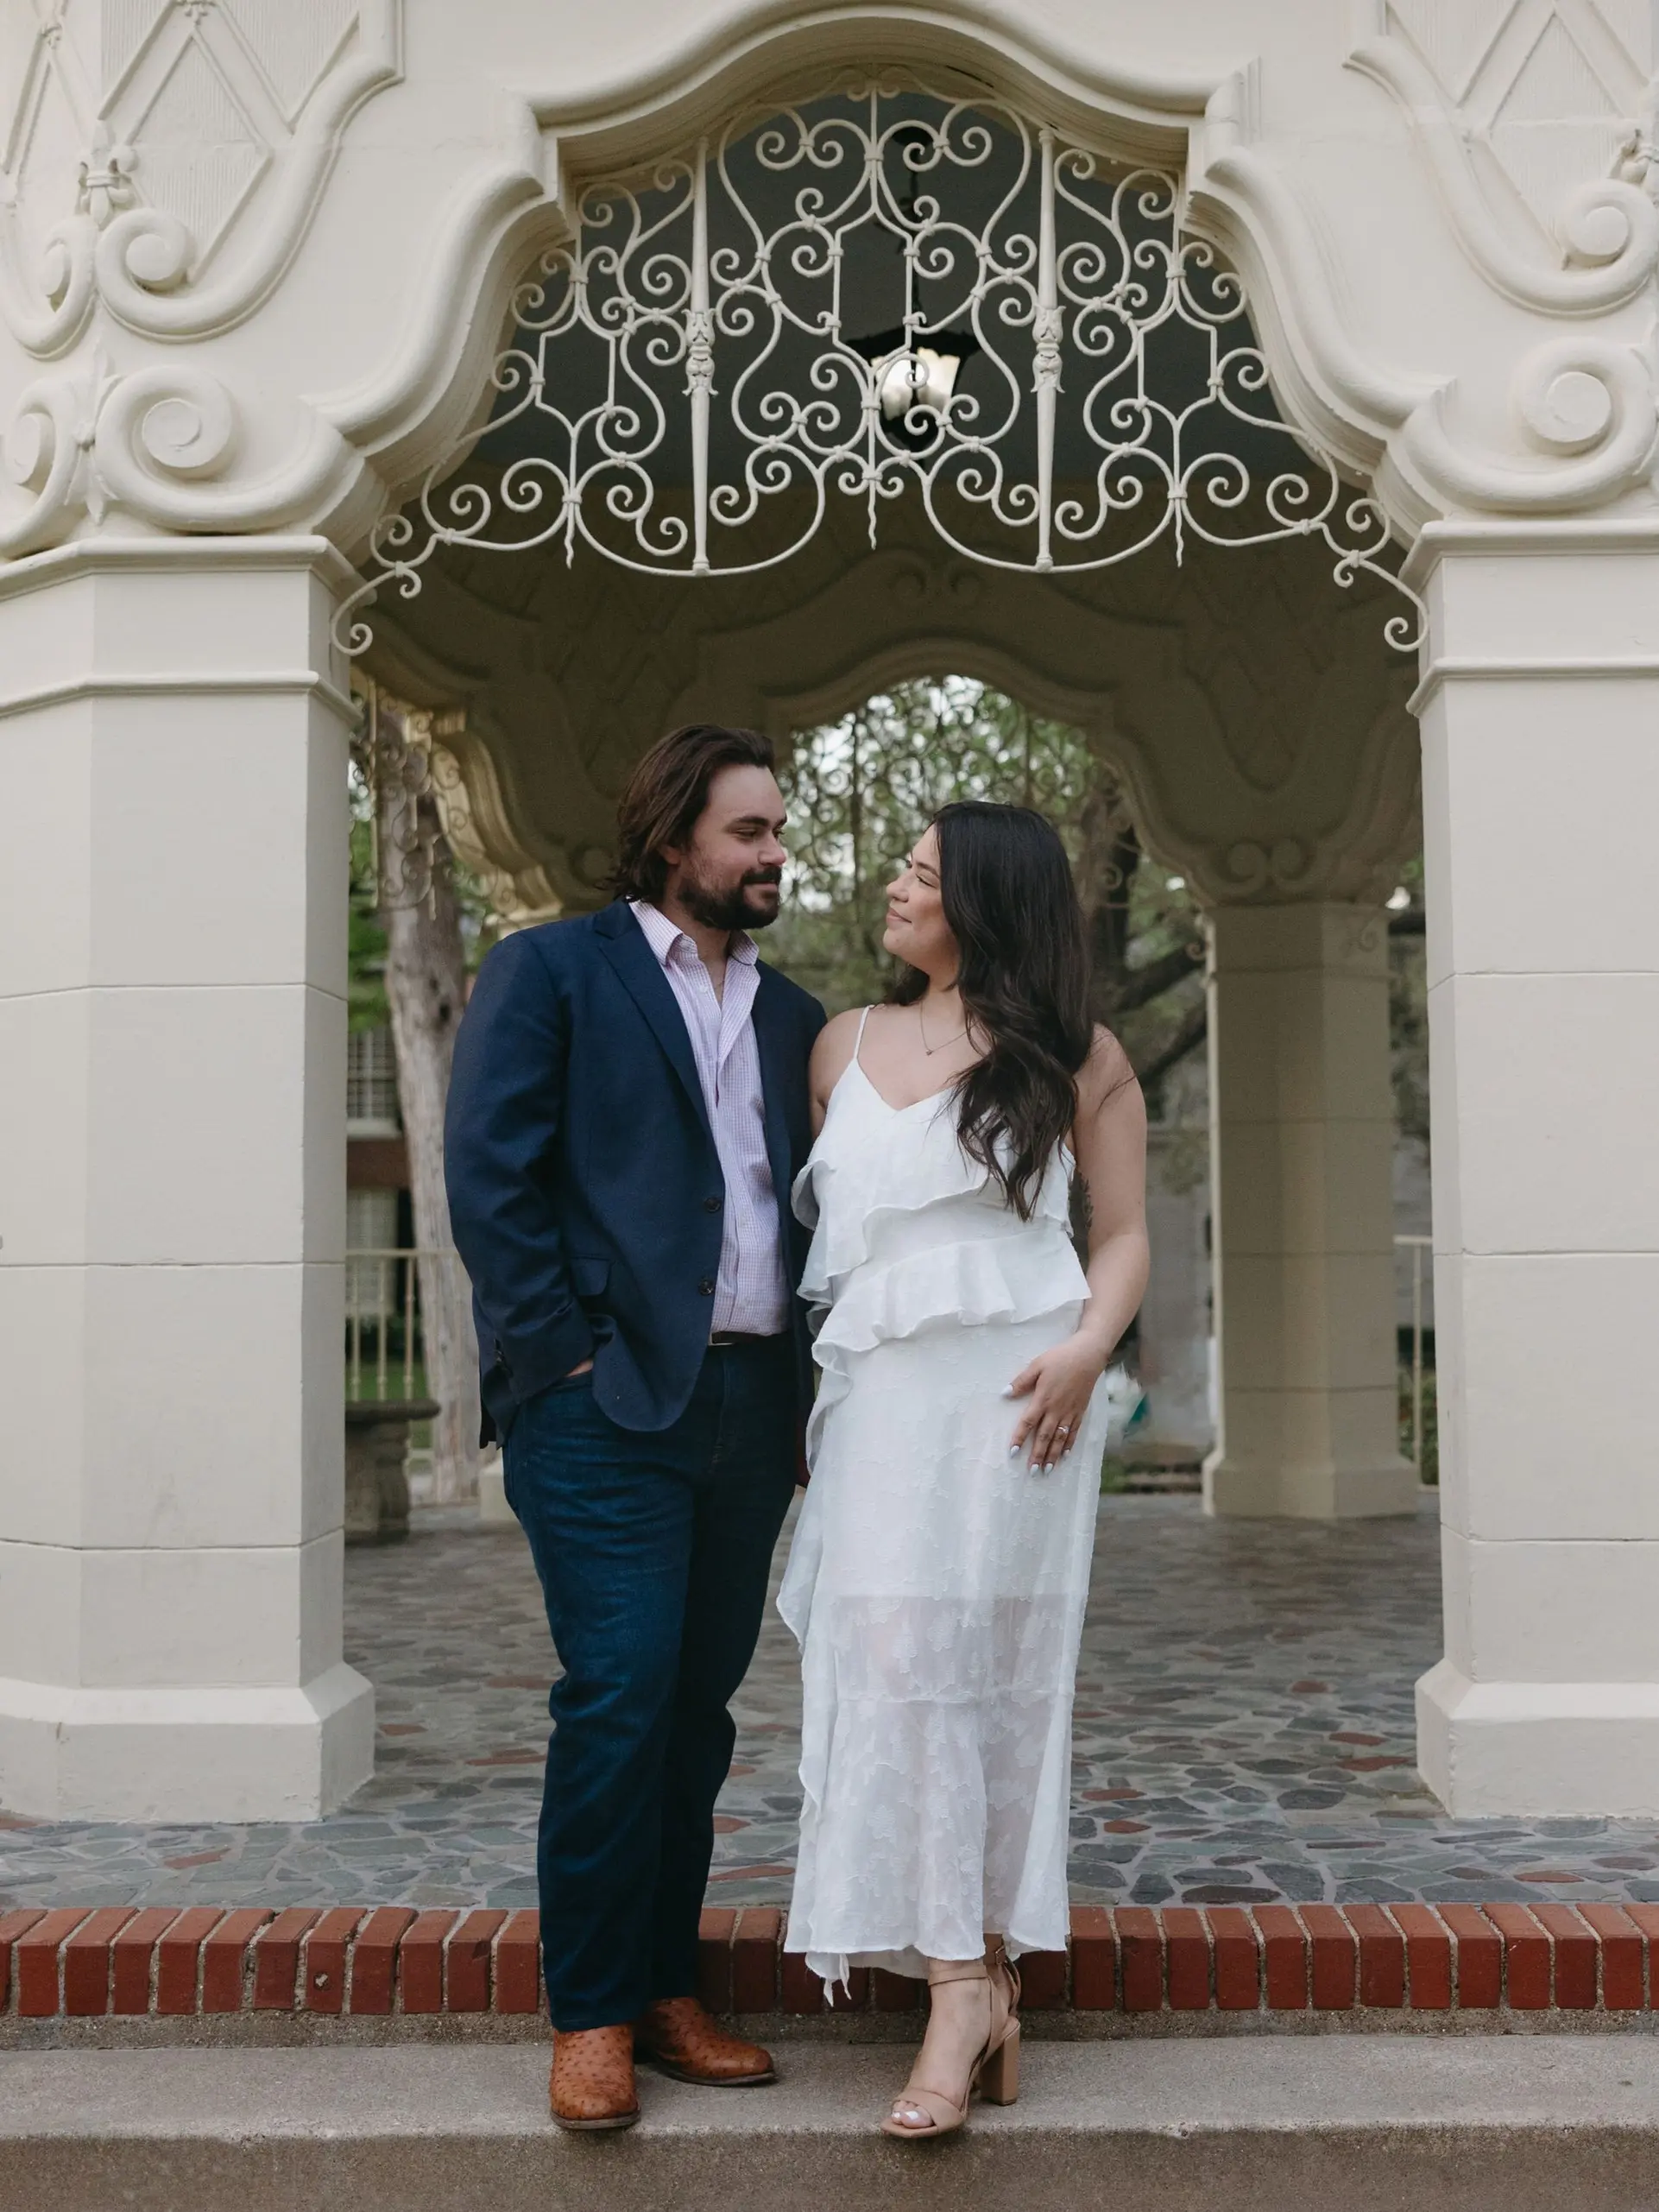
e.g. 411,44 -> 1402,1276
893,800 -> 1093,1218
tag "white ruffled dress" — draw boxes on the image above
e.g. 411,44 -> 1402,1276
779,1017 -> 1107,1988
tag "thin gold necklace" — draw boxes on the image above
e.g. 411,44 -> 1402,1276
918,1000 -> 968,1056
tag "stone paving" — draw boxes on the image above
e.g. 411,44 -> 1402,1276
6,1495 -> 1659,1913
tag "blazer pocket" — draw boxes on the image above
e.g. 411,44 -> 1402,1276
571,1258 -> 611,1299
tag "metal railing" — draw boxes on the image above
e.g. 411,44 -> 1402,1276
1395,1233 -> 1433,1476
347,1240 -> 1438,1473
345,1247 -> 462,1404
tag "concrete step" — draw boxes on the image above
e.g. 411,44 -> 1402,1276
6,2036 -> 1659,2211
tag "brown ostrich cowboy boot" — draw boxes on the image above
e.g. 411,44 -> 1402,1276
548,2024 -> 640,2131
635,1995 -> 777,2085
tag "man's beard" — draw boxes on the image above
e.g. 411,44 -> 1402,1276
678,862 -> 783,933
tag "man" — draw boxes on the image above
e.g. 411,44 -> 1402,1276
445,724 -> 824,2131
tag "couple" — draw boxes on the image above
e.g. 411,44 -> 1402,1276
445,721 -> 1148,2138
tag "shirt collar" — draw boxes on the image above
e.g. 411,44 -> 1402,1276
630,899 -> 758,970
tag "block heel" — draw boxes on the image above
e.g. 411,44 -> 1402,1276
977,2021 -> 1019,2106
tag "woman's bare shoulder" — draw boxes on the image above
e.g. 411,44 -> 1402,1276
1077,1024 -> 1140,1114
810,1005 -> 869,1090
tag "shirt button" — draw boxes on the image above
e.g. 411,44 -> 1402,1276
697,1277 -> 716,1297
703,1195 -> 722,1212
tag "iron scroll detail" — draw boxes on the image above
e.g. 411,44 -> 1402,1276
337,83 -> 1423,654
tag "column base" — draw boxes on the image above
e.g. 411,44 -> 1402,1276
1203,1451 -> 1422,1520
1417,1658 -> 1659,1816
0,1662 -> 375,1822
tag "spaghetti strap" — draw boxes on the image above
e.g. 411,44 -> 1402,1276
852,1003 -> 874,1071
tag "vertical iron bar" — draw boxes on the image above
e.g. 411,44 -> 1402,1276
376,1256 -> 388,1401
1032,125 -> 1061,572
404,1252 -> 416,1400
688,139 -> 713,575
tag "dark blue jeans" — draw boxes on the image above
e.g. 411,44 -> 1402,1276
502,1336 -> 798,2032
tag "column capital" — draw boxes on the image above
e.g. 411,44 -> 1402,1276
1205,900 -> 1391,979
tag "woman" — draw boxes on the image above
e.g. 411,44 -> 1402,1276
779,799 -> 1149,2140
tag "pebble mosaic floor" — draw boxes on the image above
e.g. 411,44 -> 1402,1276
7,1495 -> 1659,1913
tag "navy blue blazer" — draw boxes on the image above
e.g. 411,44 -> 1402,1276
444,901 -> 826,1438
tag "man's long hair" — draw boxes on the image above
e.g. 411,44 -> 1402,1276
608,723 -> 776,904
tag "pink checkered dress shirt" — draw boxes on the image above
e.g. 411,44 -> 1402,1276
629,901 -> 790,1337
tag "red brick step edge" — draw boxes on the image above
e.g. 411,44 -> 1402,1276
2,1902 -> 1655,2020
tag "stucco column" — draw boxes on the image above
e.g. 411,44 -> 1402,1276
1412,524 -> 1659,1816
0,538 -> 374,1820
1203,902 -> 1419,1521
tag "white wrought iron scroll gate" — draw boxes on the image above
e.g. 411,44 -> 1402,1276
337,84 -> 1422,648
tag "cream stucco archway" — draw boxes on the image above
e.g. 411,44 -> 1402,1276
3,0 -> 1657,1829
365,491 -> 1424,1534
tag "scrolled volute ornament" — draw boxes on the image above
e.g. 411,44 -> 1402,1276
1556,177 -> 1659,275
90,366 -> 240,522
95,205 -> 196,305
0,193 -> 96,357
1219,836 -> 1316,901
1400,339 -> 1659,515
0,375 -> 86,555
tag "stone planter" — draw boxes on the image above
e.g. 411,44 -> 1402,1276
344,1400 -> 439,1545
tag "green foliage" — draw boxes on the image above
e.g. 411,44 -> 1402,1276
1400,1359 -> 1437,1485
769,677 -> 1207,1099
768,677 -> 1095,1012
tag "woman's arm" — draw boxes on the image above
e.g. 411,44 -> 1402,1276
1006,1027 -> 1151,1470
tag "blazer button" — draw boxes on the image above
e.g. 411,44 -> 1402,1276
697,1277 -> 716,1296
703,1194 -> 722,1212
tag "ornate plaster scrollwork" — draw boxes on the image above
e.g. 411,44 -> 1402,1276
0,0 -> 402,352
1216,837 -> 1316,898
1348,7 -> 1659,316
0,367 -> 87,553
0,354 -> 243,544
0,355 -> 354,542
91,363 -> 241,515
1398,334 -> 1659,509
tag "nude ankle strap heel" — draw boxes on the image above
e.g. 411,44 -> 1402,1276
880,1954 -> 1019,2139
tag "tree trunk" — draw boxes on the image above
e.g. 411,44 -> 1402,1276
1073,766 -> 1206,1103
379,732 -> 480,1504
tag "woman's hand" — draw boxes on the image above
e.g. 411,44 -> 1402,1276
1006,1331 -> 1106,1471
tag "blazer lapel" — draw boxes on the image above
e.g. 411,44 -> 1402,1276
752,968 -> 798,1229
595,904 -> 712,1141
